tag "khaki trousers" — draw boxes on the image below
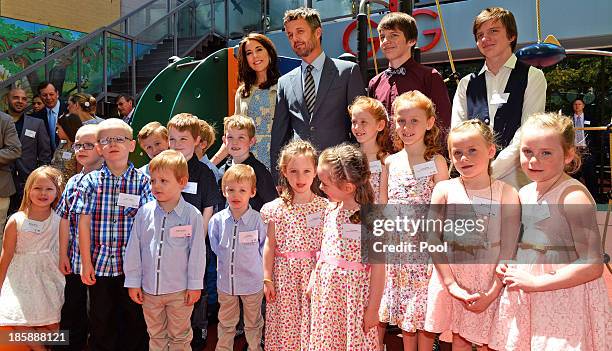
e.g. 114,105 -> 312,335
143,291 -> 194,351
216,289 -> 263,351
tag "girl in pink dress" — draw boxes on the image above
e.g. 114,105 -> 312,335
308,143 -> 385,351
490,113 -> 610,351
379,91 -> 449,351
349,96 -> 392,204
261,140 -> 328,351
425,120 -> 521,350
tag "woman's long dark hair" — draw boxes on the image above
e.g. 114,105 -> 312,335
57,113 -> 83,143
238,33 -> 280,98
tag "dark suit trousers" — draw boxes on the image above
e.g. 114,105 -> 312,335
88,275 -> 148,351
55,274 -> 88,351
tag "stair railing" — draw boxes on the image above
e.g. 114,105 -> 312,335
0,0 -> 215,113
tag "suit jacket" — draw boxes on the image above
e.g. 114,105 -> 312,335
31,100 -> 68,151
270,55 -> 365,180
14,114 -> 52,188
0,112 -> 21,197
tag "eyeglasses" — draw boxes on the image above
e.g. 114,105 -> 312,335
98,136 -> 132,145
72,142 -> 95,151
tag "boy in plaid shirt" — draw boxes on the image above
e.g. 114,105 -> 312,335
72,118 -> 154,351
56,124 -> 103,351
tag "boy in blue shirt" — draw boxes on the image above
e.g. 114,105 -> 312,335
72,118 -> 153,351
57,124 -> 103,351
124,149 -> 206,351
209,164 -> 266,351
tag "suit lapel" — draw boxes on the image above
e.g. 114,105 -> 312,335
312,57 -> 336,123
287,67 -> 311,123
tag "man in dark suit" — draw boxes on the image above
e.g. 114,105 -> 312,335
571,97 -> 601,200
270,7 -> 365,181
31,81 -> 67,151
5,87 -> 52,213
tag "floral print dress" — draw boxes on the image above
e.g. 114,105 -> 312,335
309,205 -> 378,351
379,152 -> 435,332
260,196 -> 328,351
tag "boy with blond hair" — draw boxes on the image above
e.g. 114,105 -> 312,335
137,122 -> 169,177
167,112 -> 223,347
195,119 -> 221,182
72,118 -> 153,351
219,115 -> 276,211
56,124 -> 103,351
124,149 -> 206,351
209,164 -> 266,351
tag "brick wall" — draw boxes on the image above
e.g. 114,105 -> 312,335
0,0 -> 120,32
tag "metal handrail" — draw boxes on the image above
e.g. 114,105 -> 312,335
135,0 -> 197,41
0,34 -> 71,62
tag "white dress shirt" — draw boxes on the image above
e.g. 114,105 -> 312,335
452,54 -> 547,188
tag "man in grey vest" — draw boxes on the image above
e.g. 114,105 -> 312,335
451,7 -> 547,189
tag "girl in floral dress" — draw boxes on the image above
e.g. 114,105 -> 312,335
425,119 -> 521,350
350,97 -> 392,204
260,140 -> 327,351
378,91 -> 448,350
490,113 -> 610,351
51,113 -> 82,182
309,143 -> 385,351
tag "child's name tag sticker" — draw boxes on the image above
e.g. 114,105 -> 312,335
533,201 -> 551,221
472,196 -> 500,216
62,151 -> 72,160
183,182 -> 198,194
117,193 -> 140,208
342,223 -> 362,240
523,201 -> 551,224
22,219 -> 44,234
170,225 -> 192,238
306,212 -> 322,228
584,120 -> 591,125
239,230 -> 258,244
24,129 -> 36,138
413,161 -> 438,178
490,93 -> 510,105
369,160 -> 382,173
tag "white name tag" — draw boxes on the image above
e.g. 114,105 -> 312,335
413,160 -> 438,178
22,219 -> 44,234
472,196 -> 499,216
523,201 -> 551,224
170,225 -> 192,238
183,182 -> 198,194
24,129 -> 36,138
306,211 -> 322,228
62,151 -> 72,160
342,223 -> 362,240
369,160 -> 382,173
490,93 -> 510,105
584,120 -> 591,125
117,193 -> 140,208
239,230 -> 258,244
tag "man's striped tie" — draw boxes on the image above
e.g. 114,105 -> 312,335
304,65 -> 316,117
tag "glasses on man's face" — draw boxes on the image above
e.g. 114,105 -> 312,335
98,136 -> 132,146
72,142 -> 95,151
